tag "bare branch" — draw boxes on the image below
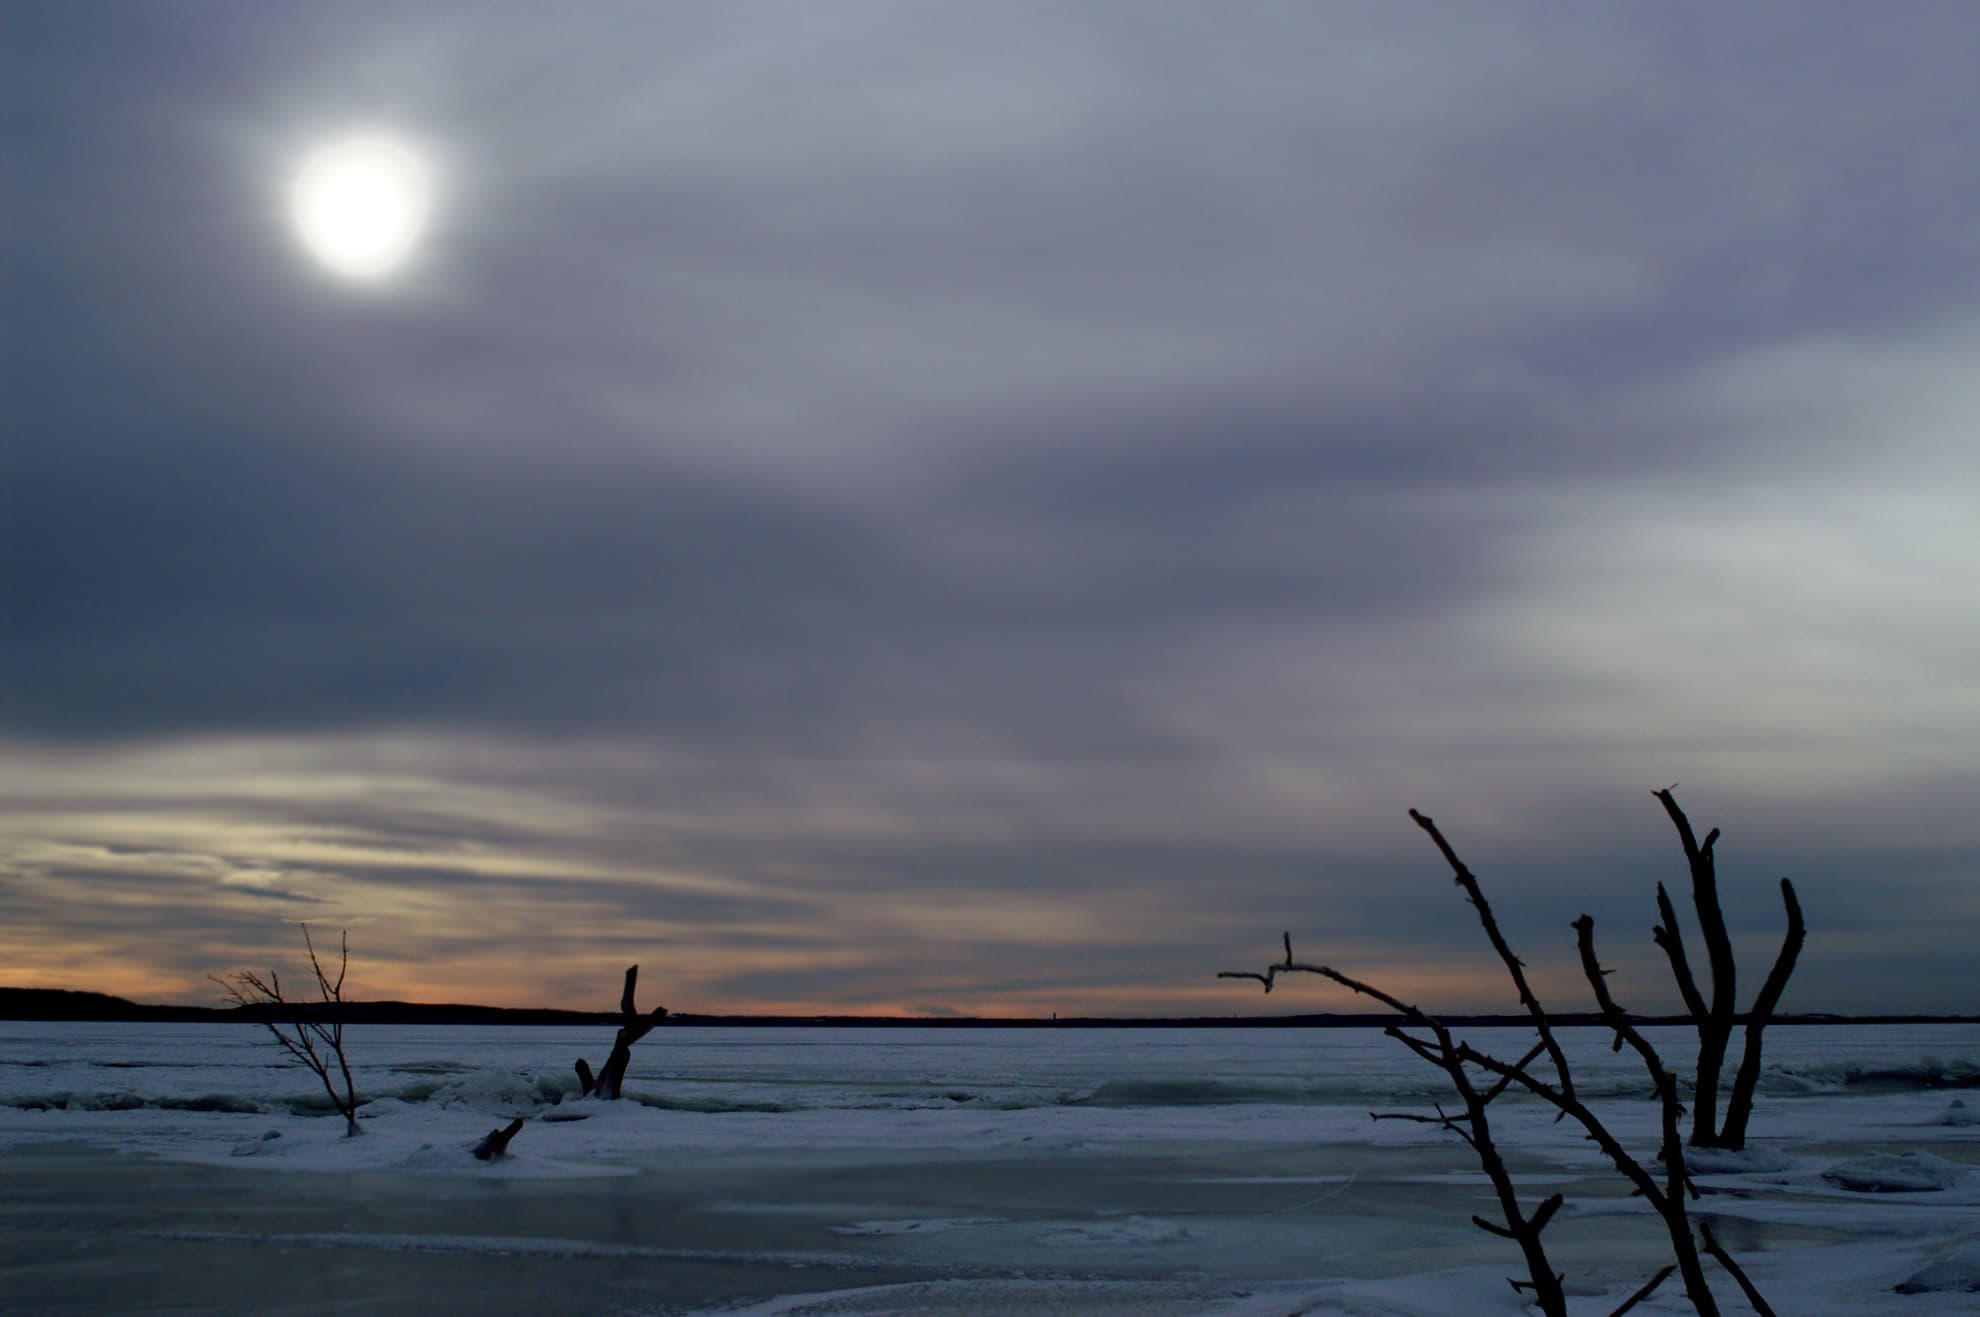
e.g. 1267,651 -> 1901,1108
1720,878 -> 1806,1149
1221,928 -> 1568,1314
1700,1223 -> 1778,1317
1609,1265 -> 1677,1316
1655,789 -> 1805,1155
1453,1043 -> 1663,1209
1479,1040 -> 1548,1106
214,925 -> 361,1138
1573,916 -> 1679,1093
1382,1025 -> 1446,1070
576,964 -> 668,1099
1653,881 -> 1709,1021
1370,1110 -> 1471,1126
1409,809 -> 1576,1102
1217,793 -> 1791,1317
1529,1192 -> 1564,1235
1573,913 -> 1718,1309
1656,788 -> 1739,1149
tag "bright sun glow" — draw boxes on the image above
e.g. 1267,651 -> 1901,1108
289,134 -> 434,282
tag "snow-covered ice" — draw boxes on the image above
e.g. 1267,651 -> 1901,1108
2,1022 -> 1976,1312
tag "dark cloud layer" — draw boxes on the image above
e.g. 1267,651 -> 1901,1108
6,3 -> 1979,1011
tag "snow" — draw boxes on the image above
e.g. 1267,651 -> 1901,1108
1822,1151 -> 1971,1194
1898,1239 -> 1980,1297
2,1022 -> 1977,1312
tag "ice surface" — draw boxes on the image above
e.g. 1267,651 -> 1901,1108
1935,1098 -> 1980,1127
1822,1150 -> 1969,1193
1897,1237 -> 1980,1296
2,1022 -> 1977,1313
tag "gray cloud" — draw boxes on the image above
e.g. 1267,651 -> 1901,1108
6,2 -> 1979,1012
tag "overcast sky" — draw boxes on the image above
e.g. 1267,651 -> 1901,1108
6,2 -> 1978,1015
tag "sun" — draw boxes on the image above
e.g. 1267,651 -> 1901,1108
289,133 -> 434,283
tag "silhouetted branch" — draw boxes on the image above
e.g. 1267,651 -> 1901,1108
1653,882 -> 1709,1020
212,926 -> 361,1137
575,964 -> 667,1100
1574,914 -> 1714,1306
1656,788 -> 1737,1147
1610,1265 -> 1677,1316
1481,1040 -> 1549,1105
1720,879 -> 1805,1149
1219,799 -> 1791,1316
1654,789 -> 1804,1150
1700,1223 -> 1778,1317
1410,809 -> 1577,1105
1220,925 -> 1567,1312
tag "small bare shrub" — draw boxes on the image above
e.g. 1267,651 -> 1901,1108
213,925 -> 362,1137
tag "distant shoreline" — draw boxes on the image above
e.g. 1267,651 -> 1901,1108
3,987 -> 1974,1029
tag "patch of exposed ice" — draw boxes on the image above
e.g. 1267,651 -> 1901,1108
1822,1151 -> 1968,1193
1036,1214 -> 1196,1248
144,1228 -> 893,1270
1895,1236 -> 1980,1295
682,1278 -> 1319,1317
1169,1173 -> 1356,1184
1930,1097 -> 1980,1127
828,1217 -> 1004,1237
684,1272 -> 1543,1317
1682,1145 -> 1792,1175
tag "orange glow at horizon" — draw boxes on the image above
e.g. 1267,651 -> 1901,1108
0,738 -> 1692,1020
1,937 -> 1617,1020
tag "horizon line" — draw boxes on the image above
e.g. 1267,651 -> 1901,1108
3,987 -> 1973,1028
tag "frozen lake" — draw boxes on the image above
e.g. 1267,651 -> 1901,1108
8,1019 -> 1978,1116
2,1022 -> 1977,1312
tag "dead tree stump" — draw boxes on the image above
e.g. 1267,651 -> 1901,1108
575,965 -> 667,1100
472,1118 -> 524,1160
1651,788 -> 1805,1150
